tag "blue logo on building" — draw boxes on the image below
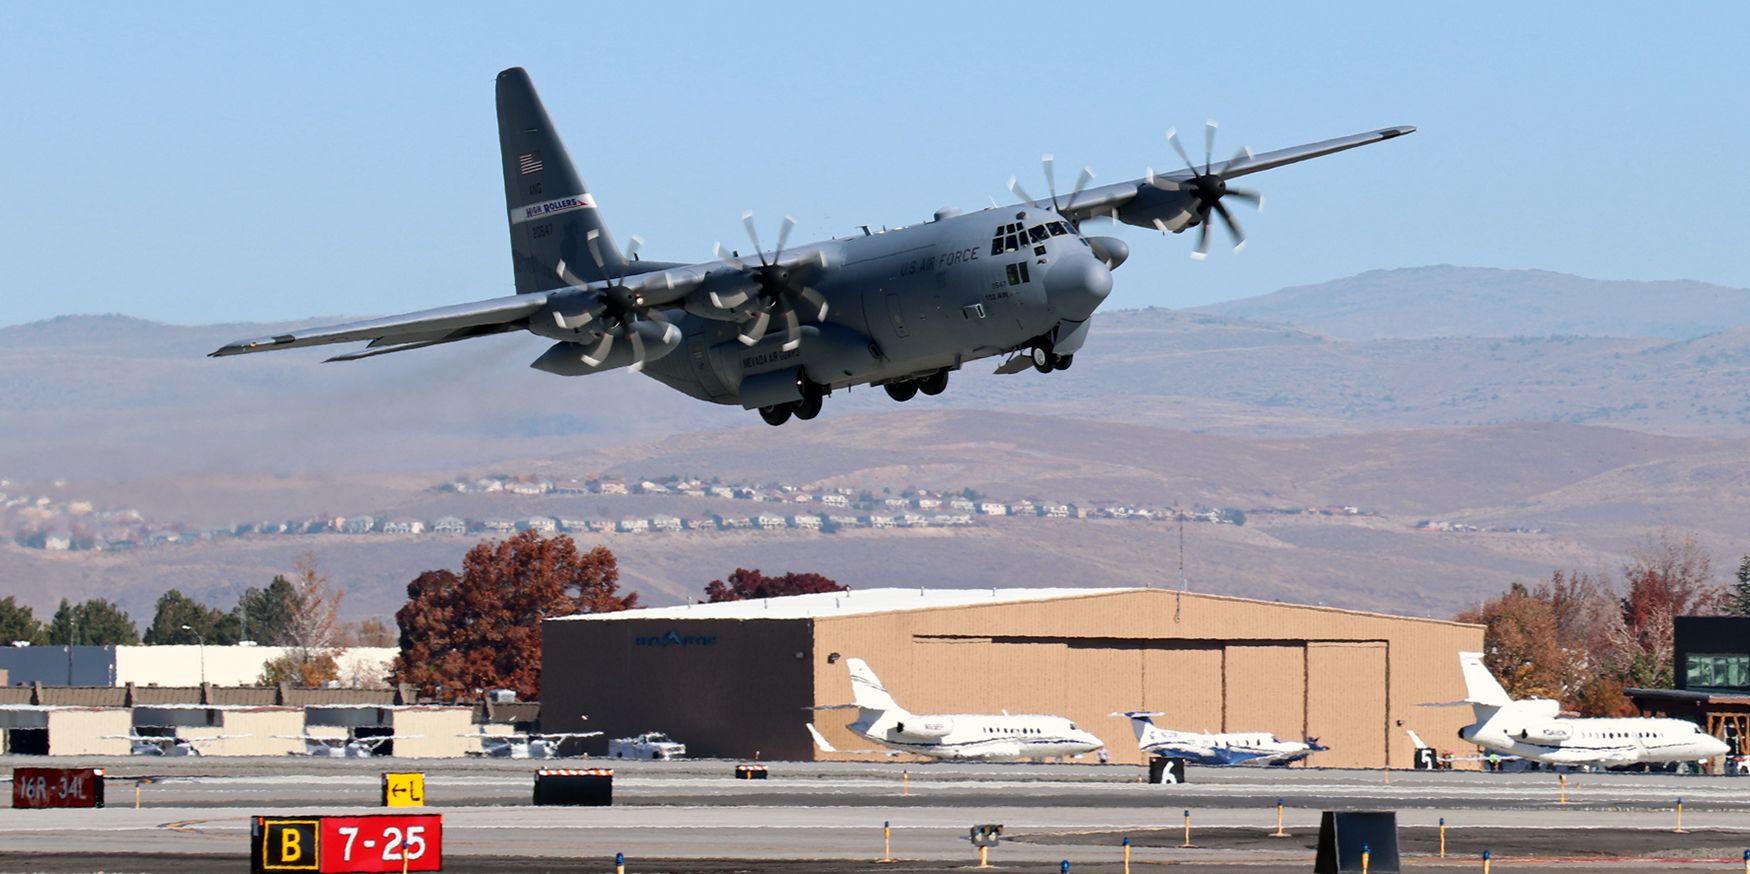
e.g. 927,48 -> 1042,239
634,629 -> 717,648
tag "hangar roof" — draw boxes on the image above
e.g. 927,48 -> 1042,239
554,587 -> 1134,621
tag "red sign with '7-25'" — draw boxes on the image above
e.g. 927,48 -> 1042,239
317,814 -> 442,873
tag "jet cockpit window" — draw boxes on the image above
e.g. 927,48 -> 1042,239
991,223 -> 1026,256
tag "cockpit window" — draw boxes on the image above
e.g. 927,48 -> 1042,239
1047,222 -> 1070,236
1028,225 -> 1050,243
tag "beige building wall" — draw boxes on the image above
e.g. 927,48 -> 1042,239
391,708 -> 476,758
810,589 -> 1481,769
46,709 -> 132,755
211,709 -> 304,756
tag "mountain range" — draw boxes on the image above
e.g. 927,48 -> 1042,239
6,265 -> 1750,624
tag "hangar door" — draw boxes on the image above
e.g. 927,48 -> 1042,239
1306,641 -> 1387,769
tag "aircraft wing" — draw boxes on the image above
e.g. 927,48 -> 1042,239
1058,125 -> 1416,226
209,293 -> 554,359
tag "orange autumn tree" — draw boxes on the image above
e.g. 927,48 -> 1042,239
393,531 -> 636,700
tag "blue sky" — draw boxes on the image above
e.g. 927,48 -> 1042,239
3,2 -> 1746,327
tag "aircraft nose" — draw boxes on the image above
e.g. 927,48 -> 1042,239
1043,250 -> 1113,319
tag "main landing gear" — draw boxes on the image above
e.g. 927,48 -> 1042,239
759,381 -> 826,426
883,369 -> 949,403
1030,346 -> 1073,373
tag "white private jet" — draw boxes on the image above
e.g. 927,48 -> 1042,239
805,658 -> 1104,761
1115,711 -> 1326,766
1449,651 -> 1728,768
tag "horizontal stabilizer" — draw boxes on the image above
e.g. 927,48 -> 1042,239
805,723 -> 838,753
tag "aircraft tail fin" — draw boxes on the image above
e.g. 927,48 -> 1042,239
845,658 -> 903,714
1406,728 -> 1429,751
495,67 -> 622,293
1458,651 -> 1513,707
1113,711 -> 1169,746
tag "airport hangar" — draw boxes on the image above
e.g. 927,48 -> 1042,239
542,587 -> 1484,768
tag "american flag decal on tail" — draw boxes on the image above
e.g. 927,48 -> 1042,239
518,151 -> 544,175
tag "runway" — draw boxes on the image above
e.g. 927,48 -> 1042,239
3,757 -> 1747,872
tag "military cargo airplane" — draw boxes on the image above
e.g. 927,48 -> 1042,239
212,67 -> 1414,425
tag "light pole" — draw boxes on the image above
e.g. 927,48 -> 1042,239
180,624 -> 206,686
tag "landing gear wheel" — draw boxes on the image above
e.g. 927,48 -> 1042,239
885,382 -> 918,402
795,388 -> 823,420
1054,353 -> 1073,370
918,370 -> 949,396
1031,346 -> 1054,373
758,405 -> 792,426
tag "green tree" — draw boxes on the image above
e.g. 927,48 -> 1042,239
1729,555 -> 1750,617
0,596 -> 48,645
237,576 -> 302,645
143,589 -> 241,645
46,598 -> 140,645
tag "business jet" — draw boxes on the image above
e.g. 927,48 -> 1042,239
1450,651 -> 1728,768
805,657 -> 1103,761
1115,711 -> 1325,766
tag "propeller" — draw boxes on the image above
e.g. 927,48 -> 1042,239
1009,155 -> 1096,228
550,231 -> 677,372
1157,120 -> 1264,259
717,211 -> 830,350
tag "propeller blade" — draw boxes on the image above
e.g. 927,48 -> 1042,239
738,310 -> 770,346
741,211 -> 767,266
1204,119 -> 1218,174
773,214 -> 796,263
627,328 -> 647,372
1066,166 -> 1094,212
1220,146 -> 1253,175
710,287 -> 751,311
581,331 -> 614,367
1007,176 -> 1035,205
1042,153 -> 1058,209
797,286 -> 829,321
555,259 -> 592,290
1167,128 -> 1198,176
1212,201 -> 1246,251
1192,213 -> 1212,260
586,229 -> 609,272
1226,187 -> 1264,209
553,307 -> 594,331
780,306 -> 801,352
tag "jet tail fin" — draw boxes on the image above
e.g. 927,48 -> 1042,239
496,67 -> 622,293
1458,651 -> 1512,707
845,658 -> 903,714
1406,728 -> 1429,751
1113,711 -> 1168,745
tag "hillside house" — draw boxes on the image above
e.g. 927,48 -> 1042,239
757,513 -> 788,530
618,518 -> 649,534
381,518 -> 425,535
518,517 -> 558,534
978,502 -> 1008,516
432,516 -> 466,535
651,515 -> 682,533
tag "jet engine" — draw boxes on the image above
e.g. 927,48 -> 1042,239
889,718 -> 952,741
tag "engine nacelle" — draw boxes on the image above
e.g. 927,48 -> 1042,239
1518,723 -> 1572,743
890,717 -> 952,741
529,321 -> 681,376
1114,185 -> 1198,233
